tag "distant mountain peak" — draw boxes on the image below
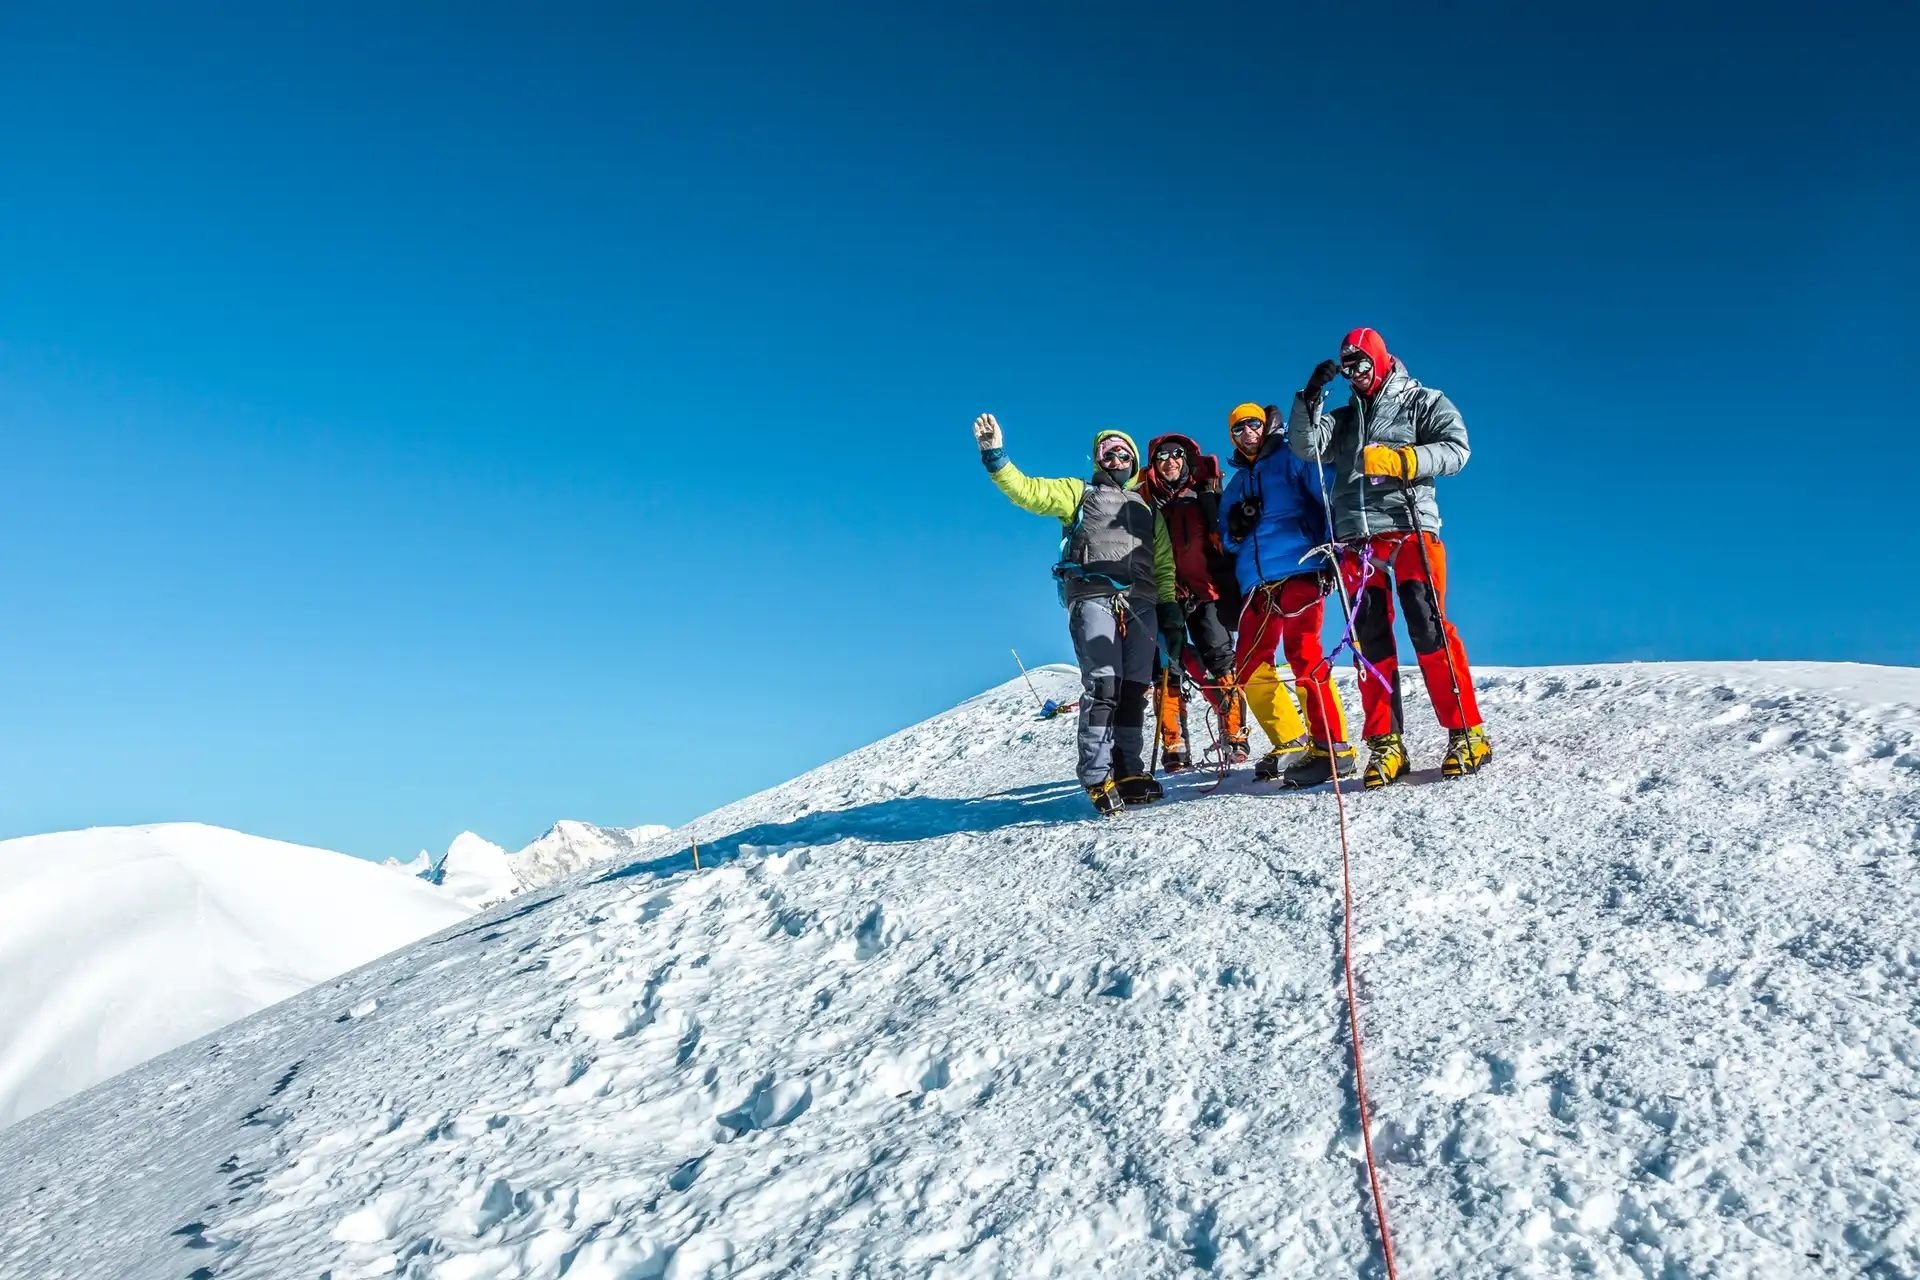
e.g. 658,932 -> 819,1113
416,819 -> 673,910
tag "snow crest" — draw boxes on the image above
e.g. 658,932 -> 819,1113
0,823 -> 471,1129
3,663 -> 1918,1277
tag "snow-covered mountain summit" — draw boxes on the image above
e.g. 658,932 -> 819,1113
3,663 -> 1917,1277
414,819 -> 674,909
0,823 -> 470,1130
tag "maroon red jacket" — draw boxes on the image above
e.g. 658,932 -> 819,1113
1138,433 -> 1237,606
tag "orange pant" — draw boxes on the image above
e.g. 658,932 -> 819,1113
1339,533 -> 1482,736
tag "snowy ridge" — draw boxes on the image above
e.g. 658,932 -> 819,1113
0,823 -> 471,1130
514,819 -> 672,890
2,663 -> 1917,1277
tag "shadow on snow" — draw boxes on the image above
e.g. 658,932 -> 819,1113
594,772 -> 1236,886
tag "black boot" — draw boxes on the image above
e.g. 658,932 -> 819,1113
1252,738 -> 1307,780
1116,774 -> 1164,805
1277,742 -> 1351,789
1161,747 -> 1191,773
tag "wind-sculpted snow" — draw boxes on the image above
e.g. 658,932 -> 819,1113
0,823 -> 471,1129
2,663 -> 1917,1277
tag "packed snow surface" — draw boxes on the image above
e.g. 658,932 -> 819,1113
0,823 -> 471,1129
3,662 -> 1918,1278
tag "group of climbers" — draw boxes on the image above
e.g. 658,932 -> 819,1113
975,327 -> 1494,815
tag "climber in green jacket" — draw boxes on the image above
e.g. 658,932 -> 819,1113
974,411 -> 1177,816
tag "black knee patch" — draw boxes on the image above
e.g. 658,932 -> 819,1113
1086,674 -> 1122,708
1116,680 -> 1150,728
1356,587 -> 1397,663
1399,578 -> 1445,654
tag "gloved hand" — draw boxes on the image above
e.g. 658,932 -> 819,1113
1227,498 -> 1261,541
1157,602 -> 1187,661
1362,444 -> 1418,481
1305,359 -> 1340,401
972,413 -> 1004,450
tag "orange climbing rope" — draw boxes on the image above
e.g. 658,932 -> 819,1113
1308,660 -> 1399,1278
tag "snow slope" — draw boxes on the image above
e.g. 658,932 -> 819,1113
2,663 -> 1917,1278
0,823 -> 472,1130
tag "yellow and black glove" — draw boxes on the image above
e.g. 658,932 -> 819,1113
1362,445 -> 1418,481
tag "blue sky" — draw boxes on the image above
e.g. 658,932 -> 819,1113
2,2 -> 1914,861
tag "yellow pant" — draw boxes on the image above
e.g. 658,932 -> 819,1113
1243,663 -> 1349,747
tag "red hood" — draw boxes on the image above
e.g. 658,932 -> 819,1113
1342,326 -> 1395,397
1138,432 -> 1221,503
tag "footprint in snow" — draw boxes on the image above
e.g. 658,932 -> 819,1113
850,903 -> 899,960
717,1074 -> 813,1135
334,996 -> 381,1023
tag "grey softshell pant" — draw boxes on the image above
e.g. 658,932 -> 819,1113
1068,593 -> 1160,788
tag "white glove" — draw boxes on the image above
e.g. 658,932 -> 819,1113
972,413 -> 1003,450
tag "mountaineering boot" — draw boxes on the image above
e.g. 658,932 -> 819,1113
1155,672 -> 1186,770
1116,774 -> 1164,806
1087,778 -> 1125,817
1362,733 -> 1408,790
1219,676 -> 1251,762
1277,741 -> 1354,789
1441,725 -> 1493,778
1252,738 -> 1307,781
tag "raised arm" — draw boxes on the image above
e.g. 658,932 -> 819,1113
1286,364 -> 1340,461
973,413 -> 1084,520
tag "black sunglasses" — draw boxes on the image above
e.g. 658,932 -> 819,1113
1229,418 -> 1264,437
1153,446 -> 1187,462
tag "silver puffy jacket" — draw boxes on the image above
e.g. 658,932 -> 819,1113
1287,361 -> 1469,542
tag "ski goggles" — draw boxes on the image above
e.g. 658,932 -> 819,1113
1152,445 -> 1188,462
1229,417 -> 1265,438
1339,348 -> 1375,379
1096,442 -> 1135,466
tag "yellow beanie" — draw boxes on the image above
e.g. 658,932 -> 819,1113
1228,402 -> 1266,428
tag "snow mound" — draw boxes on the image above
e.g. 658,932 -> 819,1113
430,831 -> 518,910
3,663 -> 1918,1277
0,823 -> 471,1129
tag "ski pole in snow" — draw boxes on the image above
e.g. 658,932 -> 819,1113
691,838 -> 701,871
1011,647 -> 1044,708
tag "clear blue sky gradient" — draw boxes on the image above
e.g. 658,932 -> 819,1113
3,2 -> 1914,860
